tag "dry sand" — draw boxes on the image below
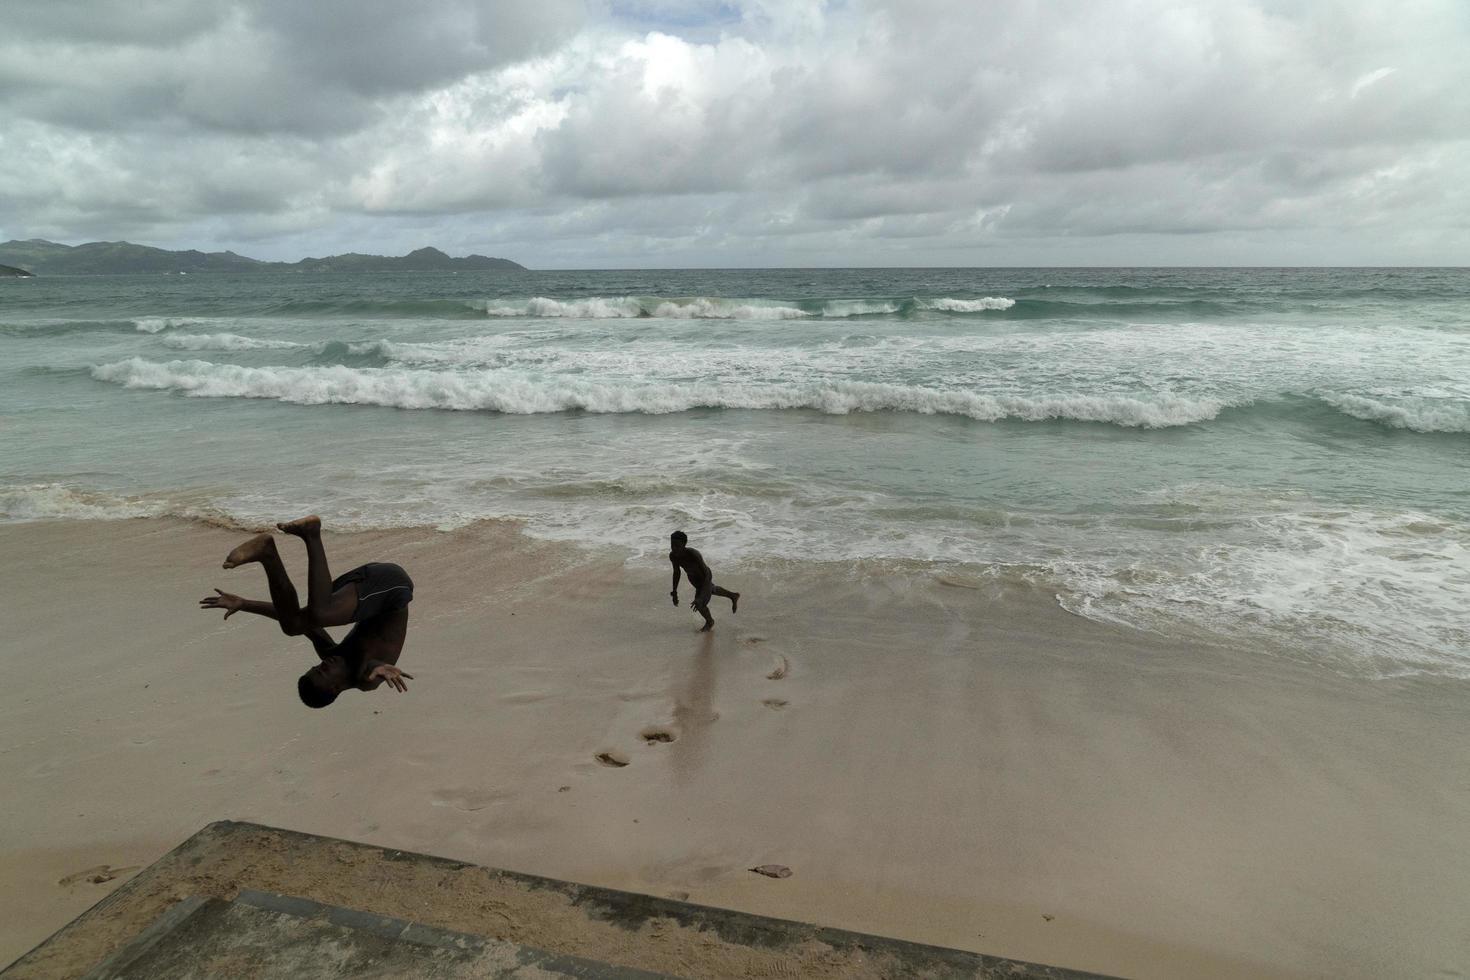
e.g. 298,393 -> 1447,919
1,517 -> 1467,978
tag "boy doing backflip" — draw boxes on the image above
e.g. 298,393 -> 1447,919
669,530 -> 739,632
199,516 -> 414,708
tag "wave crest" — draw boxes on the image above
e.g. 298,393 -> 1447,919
90,356 -> 1228,427
1,483 -> 170,522
480,296 -> 812,319
916,297 -> 1016,312
163,332 -> 306,351
133,317 -> 199,333
473,295 -> 1016,319
1318,392 -> 1470,434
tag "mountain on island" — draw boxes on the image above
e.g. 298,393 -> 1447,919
0,240 -> 525,275
0,262 -> 34,277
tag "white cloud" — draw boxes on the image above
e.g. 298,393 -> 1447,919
1350,67 -> 1397,99
2,0 -> 1467,264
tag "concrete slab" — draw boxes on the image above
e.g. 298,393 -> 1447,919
81,891 -> 671,979
4,821 -> 1112,979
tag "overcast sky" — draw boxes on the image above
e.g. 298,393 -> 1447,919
2,0 -> 1467,266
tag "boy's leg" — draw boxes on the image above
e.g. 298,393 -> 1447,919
694,582 -> 715,631
279,516 -> 357,628
712,585 -> 739,612
223,534 -> 307,635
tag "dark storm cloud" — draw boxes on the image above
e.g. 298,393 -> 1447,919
1,0 -> 1466,264
1,0 -> 584,135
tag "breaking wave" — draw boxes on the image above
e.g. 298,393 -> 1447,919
89,356 -> 1230,427
479,296 -> 813,319
1,483 -> 178,522
163,332 -> 307,351
133,317 -> 201,333
476,295 -> 1016,319
1315,392 -> 1470,434
915,297 -> 1016,312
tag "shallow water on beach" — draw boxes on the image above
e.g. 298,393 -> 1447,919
3,267 -> 1469,675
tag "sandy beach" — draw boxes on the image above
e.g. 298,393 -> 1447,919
2,517 -> 1467,978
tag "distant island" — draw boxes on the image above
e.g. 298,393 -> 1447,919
0,240 -> 525,276
0,262 -> 34,277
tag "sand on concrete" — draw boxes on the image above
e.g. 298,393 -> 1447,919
4,821 -> 1096,979
2,517 -> 1468,978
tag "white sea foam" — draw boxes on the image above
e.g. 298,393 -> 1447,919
650,298 -> 810,319
917,296 -> 1016,312
1047,489 -> 1470,677
821,300 -> 902,317
480,296 -> 644,318
0,483 -> 171,522
132,317 -> 198,333
477,295 -> 1017,318
478,296 -> 810,319
163,332 -> 306,351
1317,391 -> 1470,434
90,357 -> 1233,427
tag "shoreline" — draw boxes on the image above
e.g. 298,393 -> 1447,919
2,516 -> 1467,977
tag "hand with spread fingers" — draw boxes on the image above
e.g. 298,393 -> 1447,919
368,663 -> 414,692
199,588 -> 244,619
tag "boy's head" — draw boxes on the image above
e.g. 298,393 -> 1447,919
297,659 -> 349,708
670,530 -> 688,552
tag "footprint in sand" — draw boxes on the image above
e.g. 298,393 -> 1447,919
640,727 -> 677,744
766,655 -> 789,680
59,865 -> 138,887
595,751 -> 630,768
761,698 -> 789,710
430,788 -> 508,813
26,760 -> 62,779
741,636 -> 768,645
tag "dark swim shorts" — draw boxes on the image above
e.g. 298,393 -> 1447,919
332,562 -> 414,622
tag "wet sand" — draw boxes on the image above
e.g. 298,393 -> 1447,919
1,518 -> 1467,977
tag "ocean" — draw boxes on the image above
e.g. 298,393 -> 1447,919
3,267 -> 1467,676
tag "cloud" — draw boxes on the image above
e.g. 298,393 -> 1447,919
1,0 -> 1467,264
0,0 -> 585,135
1350,67 -> 1397,99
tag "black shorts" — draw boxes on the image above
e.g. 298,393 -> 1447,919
332,562 -> 414,622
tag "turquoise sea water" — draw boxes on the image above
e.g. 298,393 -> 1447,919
3,268 -> 1468,675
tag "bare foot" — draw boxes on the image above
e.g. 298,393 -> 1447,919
699,622 -> 714,633
731,593 -> 740,613
277,515 -> 321,538
223,533 -> 276,569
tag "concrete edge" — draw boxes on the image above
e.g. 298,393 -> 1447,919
77,896 -> 212,980
232,890 -> 677,979
4,820 -> 1114,979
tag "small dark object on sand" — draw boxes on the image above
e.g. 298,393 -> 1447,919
750,865 -> 792,879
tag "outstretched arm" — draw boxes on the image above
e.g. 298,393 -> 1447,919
200,589 -> 338,658
200,588 -> 279,622
670,559 -> 682,605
